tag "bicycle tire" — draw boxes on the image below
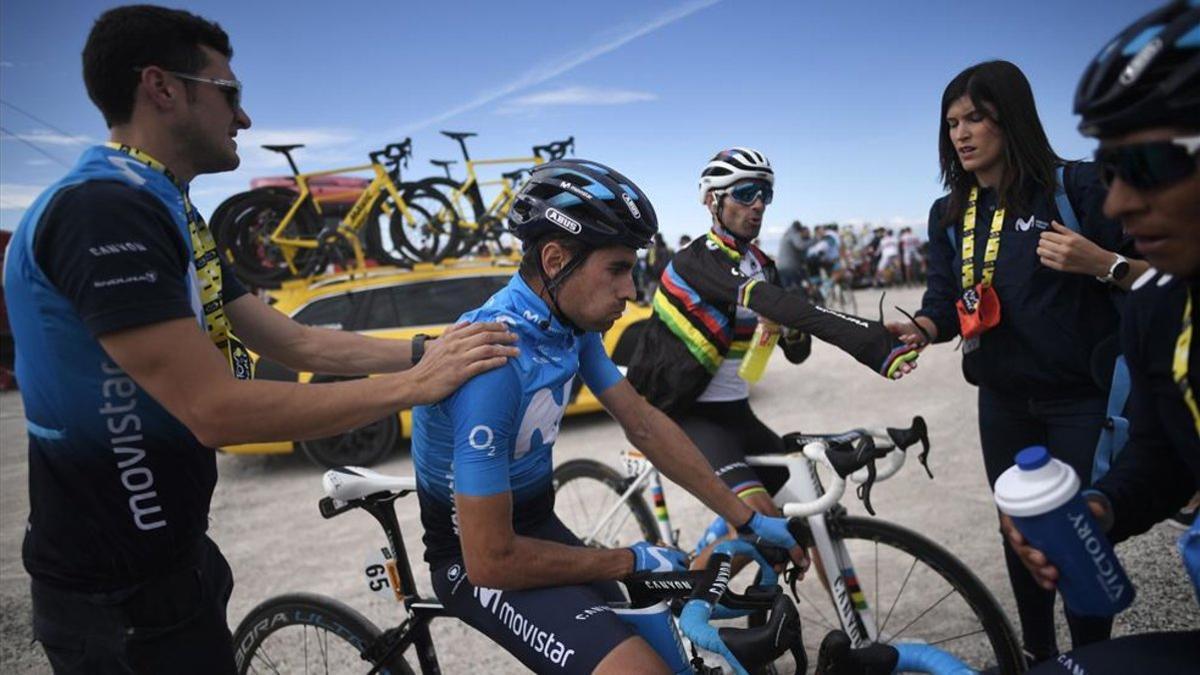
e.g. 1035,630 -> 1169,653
218,188 -> 325,286
552,459 -> 659,547
417,176 -> 489,258
794,515 -> 1025,674
387,184 -> 461,263
232,592 -> 414,675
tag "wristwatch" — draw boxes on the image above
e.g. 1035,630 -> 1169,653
411,333 -> 431,366
1097,254 -> 1130,284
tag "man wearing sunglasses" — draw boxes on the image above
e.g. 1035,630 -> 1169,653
1006,2 -> 1200,672
626,148 -> 918,552
3,6 -> 518,673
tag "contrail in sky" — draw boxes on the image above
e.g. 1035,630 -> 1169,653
393,0 -> 722,135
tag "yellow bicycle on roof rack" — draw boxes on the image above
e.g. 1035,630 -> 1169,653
416,131 -> 574,258
210,140 -> 460,288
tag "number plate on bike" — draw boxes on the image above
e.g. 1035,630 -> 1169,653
363,546 -> 404,602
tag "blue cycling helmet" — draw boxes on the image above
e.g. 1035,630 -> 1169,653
1075,0 -> 1200,137
508,159 -> 658,250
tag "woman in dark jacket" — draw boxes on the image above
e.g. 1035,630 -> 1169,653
887,60 -> 1148,665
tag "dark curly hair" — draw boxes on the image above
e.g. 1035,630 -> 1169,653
83,5 -> 232,127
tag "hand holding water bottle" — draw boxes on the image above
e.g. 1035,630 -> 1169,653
1001,498 -> 1110,592
995,446 -> 1133,616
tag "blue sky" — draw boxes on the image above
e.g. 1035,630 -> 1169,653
0,0 -> 1156,249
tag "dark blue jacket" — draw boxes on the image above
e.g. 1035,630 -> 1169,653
916,162 -> 1133,397
1094,271 -> 1200,542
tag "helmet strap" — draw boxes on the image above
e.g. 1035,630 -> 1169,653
710,193 -> 752,248
535,244 -> 593,334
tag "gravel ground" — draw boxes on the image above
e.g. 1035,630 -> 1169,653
1,286 -> 1196,673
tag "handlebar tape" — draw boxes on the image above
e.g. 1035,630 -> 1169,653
678,601 -> 750,675
894,643 -> 975,674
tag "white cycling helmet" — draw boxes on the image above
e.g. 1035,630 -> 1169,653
698,147 -> 774,203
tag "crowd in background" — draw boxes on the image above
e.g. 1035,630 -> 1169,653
633,221 -> 928,304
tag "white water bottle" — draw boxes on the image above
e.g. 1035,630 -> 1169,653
994,446 -> 1134,616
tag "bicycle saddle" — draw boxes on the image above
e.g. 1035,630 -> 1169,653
718,594 -> 805,672
322,466 -> 415,501
430,159 -> 457,168
261,144 -> 305,153
439,130 -> 477,140
501,169 -> 529,183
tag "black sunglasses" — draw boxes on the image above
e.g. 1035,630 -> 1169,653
1094,135 -> 1200,190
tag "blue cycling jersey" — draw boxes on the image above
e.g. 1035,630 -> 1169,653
4,145 -> 245,591
411,274 -> 622,563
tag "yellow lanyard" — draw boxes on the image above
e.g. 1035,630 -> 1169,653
106,143 -> 254,380
960,187 -> 1006,289
1174,287 -> 1200,437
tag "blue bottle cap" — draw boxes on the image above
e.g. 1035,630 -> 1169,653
1015,446 -> 1051,470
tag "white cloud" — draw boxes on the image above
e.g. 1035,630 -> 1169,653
0,183 -> 48,210
506,86 -> 656,108
1,129 -> 93,146
394,0 -> 720,134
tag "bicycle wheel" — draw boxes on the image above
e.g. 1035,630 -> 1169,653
552,459 -> 659,547
232,593 -> 414,675
416,177 -> 489,258
219,189 -> 325,286
386,184 -> 461,263
792,515 -> 1024,674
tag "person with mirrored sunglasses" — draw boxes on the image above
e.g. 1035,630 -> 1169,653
626,148 -> 919,565
1005,3 -> 1200,672
885,59 -> 1150,666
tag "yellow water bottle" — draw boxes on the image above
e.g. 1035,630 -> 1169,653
738,321 -> 780,383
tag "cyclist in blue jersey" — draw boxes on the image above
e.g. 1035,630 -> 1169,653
3,7 -> 516,674
411,159 -> 804,674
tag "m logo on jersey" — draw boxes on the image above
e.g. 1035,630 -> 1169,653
514,379 -> 572,459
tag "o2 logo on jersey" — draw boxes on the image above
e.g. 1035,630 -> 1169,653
468,425 -> 497,457
514,379 -> 573,459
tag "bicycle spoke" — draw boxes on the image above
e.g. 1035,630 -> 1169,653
886,587 -> 956,642
794,586 -> 839,633
251,642 -> 283,674
928,627 -> 989,647
879,553 -> 919,638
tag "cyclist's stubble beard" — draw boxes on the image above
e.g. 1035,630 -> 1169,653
552,247 -> 636,332
174,90 -> 242,178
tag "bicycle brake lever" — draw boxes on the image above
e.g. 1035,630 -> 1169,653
855,460 -> 878,516
912,416 -> 933,479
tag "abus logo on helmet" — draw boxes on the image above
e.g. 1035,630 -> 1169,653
1120,37 -> 1163,86
546,208 -> 581,234
622,192 -> 641,219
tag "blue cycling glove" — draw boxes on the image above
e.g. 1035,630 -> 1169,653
629,541 -> 689,573
738,512 -> 797,550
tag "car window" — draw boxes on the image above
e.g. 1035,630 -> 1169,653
378,275 -> 511,329
291,275 -> 512,331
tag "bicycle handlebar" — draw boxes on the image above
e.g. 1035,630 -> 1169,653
761,416 -> 931,516
678,538 -> 806,675
368,138 -> 414,173
531,136 -> 575,161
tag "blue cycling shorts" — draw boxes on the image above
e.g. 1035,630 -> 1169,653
429,515 -> 636,674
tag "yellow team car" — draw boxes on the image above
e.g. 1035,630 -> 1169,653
222,258 -> 651,467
